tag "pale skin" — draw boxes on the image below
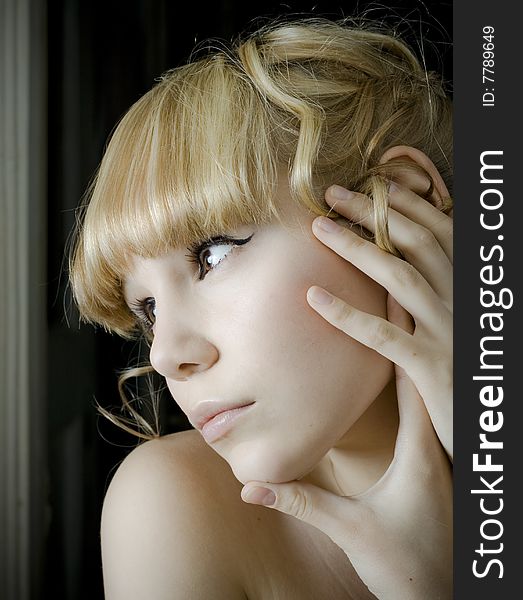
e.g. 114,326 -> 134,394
101,146 -> 452,599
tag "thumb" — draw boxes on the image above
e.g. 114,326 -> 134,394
241,480 -> 366,545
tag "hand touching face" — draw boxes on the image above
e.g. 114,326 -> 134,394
241,176 -> 453,599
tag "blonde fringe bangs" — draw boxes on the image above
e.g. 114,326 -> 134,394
70,18 -> 453,340
71,58 -> 285,337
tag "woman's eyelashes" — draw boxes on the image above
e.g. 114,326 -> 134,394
186,233 -> 254,281
128,233 -> 254,329
130,297 -> 156,329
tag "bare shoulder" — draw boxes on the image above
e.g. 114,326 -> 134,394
106,428 -> 236,495
101,430 -> 247,600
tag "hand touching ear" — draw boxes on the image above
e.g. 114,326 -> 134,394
379,144 -> 452,215
306,178 -> 453,461
241,179 -> 453,599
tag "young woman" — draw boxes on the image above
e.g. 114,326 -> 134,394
70,18 -> 453,599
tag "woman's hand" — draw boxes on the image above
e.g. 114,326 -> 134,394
310,181 -> 453,461
240,182 -> 453,599
242,361 -> 452,599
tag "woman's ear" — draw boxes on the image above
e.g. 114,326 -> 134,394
379,145 -> 450,211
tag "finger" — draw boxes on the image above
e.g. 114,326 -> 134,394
390,364 -> 443,475
312,217 -> 449,329
326,183 -> 453,262
388,182 -> 453,262
388,294 -> 424,441
241,480 -> 368,551
388,296 -> 453,462
325,188 -> 452,307
393,366 -> 454,481
307,286 -> 418,370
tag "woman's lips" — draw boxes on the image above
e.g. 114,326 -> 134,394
200,402 -> 255,443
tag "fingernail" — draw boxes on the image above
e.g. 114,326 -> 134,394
388,181 -> 398,194
329,185 -> 355,201
242,486 -> 276,506
307,286 -> 334,305
314,216 -> 341,233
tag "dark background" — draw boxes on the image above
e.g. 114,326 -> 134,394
46,1 -> 452,598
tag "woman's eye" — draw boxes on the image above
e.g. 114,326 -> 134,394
130,297 -> 156,329
188,234 -> 253,280
200,243 -> 234,271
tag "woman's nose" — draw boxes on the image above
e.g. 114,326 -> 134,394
149,320 -> 219,381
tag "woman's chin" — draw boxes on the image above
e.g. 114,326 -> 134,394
226,441 -> 319,485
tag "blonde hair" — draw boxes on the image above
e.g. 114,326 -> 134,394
69,17 -> 452,437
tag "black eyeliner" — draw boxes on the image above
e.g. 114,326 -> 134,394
186,233 -> 254,280
128,297 -> 155,329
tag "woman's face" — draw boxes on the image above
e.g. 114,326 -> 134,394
123,181 -> 393,484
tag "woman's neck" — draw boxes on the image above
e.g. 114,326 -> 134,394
301,379 -> 399,496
